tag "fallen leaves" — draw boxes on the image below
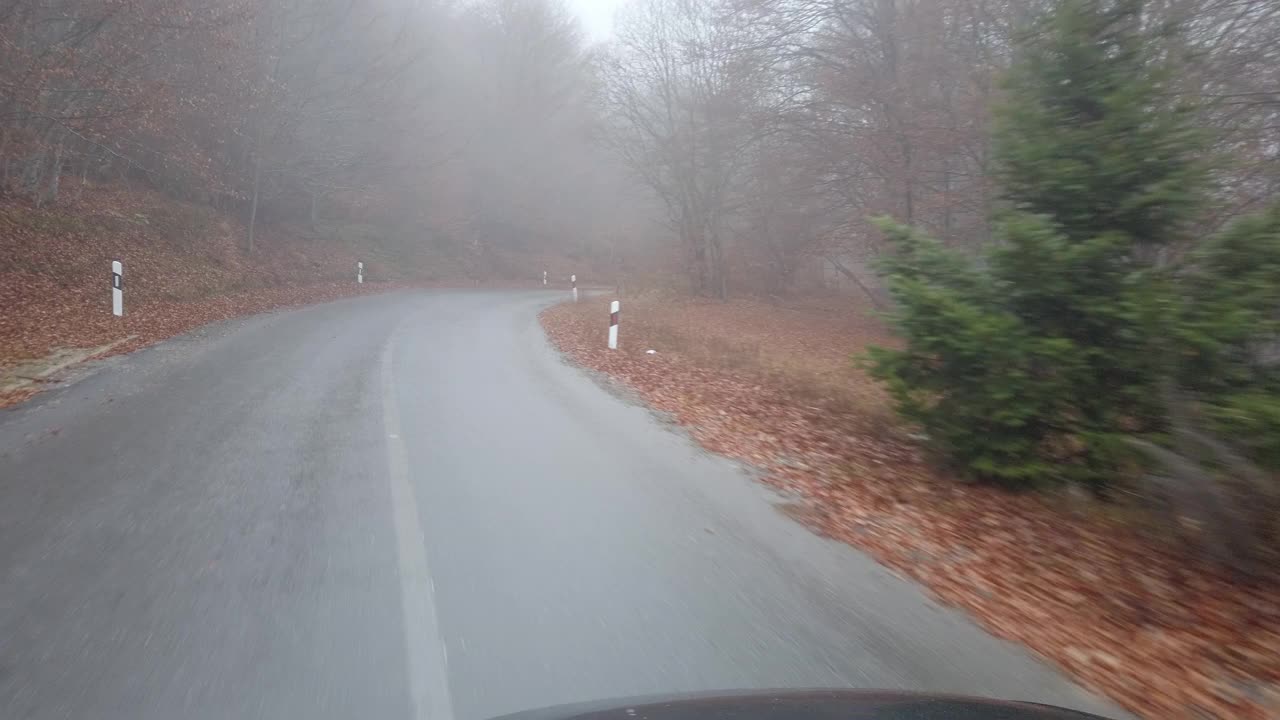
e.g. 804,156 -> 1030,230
0,188 -> 417,407
541,296 -> 1280,720
0,278 -> 410,408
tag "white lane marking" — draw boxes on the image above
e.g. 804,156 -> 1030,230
382,336 -> 454,720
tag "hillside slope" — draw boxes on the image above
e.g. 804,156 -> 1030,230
1,186 -> 442,405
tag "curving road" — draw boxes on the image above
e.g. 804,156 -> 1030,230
0,291 -> 1122,720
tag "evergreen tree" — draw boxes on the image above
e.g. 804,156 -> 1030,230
996,0 -> 1204,250
870,0 -> 1204,488
1179,203 -> 1280,469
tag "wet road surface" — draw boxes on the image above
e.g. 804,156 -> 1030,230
0,291 -> 1122,720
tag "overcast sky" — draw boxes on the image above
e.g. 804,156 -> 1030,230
567,0 -> 625,40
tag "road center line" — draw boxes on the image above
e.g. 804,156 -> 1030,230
382,333 -> 455,720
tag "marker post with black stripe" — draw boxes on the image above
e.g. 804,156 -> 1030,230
571,274 -> 578,302
111,260 -> 124,317
357,260 -> 364,285
608,300 -> 619,350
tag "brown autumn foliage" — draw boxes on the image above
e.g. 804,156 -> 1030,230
0,175 -> 608,409
3,0 -> 1277,714
0,185 -> 421,406
541,296 -> 1280,720
0,0 -> 614,405
602,0 -> 1279,298
1,0 -> 625,269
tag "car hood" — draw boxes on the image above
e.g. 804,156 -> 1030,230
490,689 -> 1107,720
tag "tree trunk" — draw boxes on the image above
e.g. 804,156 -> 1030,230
43,142 -> 63,206
901,136 -> 914,223
691,244 -> 708,296
825,254 -> 886,309
24,148 -> 45,199
0,128 -> 10,190
76,151 -> 89,200
942,156 -> 952,237
247,160 -> 262,254
682,218 -> 707,296
708,229 -> 727,300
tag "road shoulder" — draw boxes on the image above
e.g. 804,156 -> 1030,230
540,296 -> 1277,720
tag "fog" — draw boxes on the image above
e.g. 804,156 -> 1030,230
568,0 -> 625,39
3,2 -> 1280,718
0,0 -> 650,280
3,0 -> 1275,296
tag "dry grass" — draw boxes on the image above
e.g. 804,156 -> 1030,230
595,293 -> 899,423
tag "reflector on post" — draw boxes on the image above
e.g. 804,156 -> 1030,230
608,300 -> 619,350
111,261 -> 123,317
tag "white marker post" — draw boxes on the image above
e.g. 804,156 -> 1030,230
357,261 -> 364,284
111,260 -> 124,317
571,274 -> 578,302
608,300 -> 620,350
542,270 -> 548,286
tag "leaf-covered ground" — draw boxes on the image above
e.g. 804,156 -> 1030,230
541,295 -> 1280,720
0,278 -> 414,407
0,188 -> 436,407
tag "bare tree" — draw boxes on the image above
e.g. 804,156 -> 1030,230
1166,0 -> 1280,227
601,0 -> 769,298
4,0 -> 1274,295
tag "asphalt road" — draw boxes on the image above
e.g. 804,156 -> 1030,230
0,290 -> 1123,720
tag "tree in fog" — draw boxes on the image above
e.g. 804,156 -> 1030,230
237,0 -> 429,250
1168,0 -> 1280,228
0,0 -> 249,205
441,0 -> 599,261
0,0 -> 618,270
870,0 -> 1206,488
3,0 -> 1276,293
600,0 -> 770,298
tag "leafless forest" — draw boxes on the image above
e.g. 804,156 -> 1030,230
2,0 -> 1276,295
4,2 -> 1280,717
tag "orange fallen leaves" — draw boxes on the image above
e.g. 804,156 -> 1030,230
0,187 -> 417,406
541,296 -> 1280,720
